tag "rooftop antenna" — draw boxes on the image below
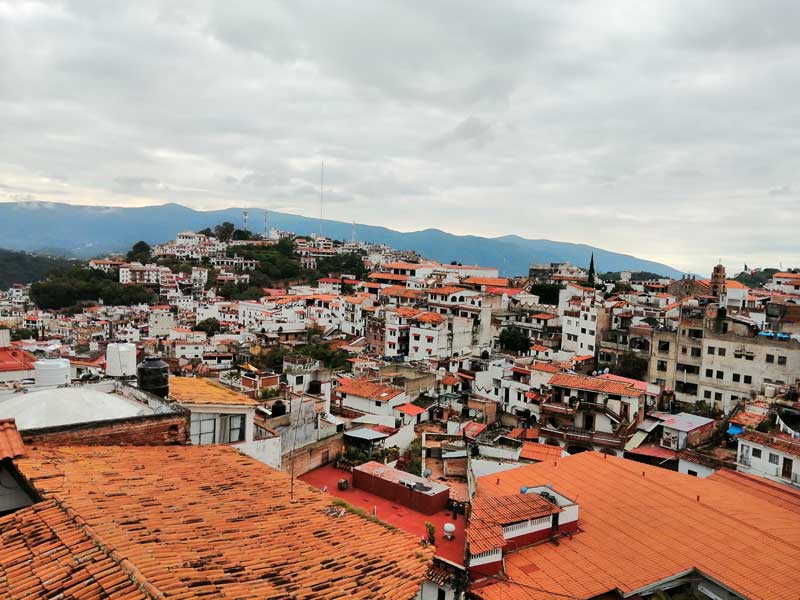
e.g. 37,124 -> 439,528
242,208 -> 249,232
319,160 -> 324,239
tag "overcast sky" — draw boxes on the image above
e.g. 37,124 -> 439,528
1,1 -> 799,273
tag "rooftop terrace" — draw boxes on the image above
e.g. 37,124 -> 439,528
300,464 -> 466,567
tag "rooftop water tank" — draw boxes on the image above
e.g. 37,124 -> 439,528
34,358 -> 70,386
137,357 -> 169,398
106,343 -> 137,378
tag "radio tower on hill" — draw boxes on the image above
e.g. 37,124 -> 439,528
242,208 -> 249,233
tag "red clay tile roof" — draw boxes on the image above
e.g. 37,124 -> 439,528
13,445 -> 434,599
368,272 -> 409,282
467,494 -> 560,554
548,373 -> 640,397
396,403 -> 426,416
529,313 -> 557,320
0,500 -> 149,599
337,378 -> 404,401
739,429 -> 800,457
0,347 -> 36,373
379,285 -> 424,299
520,441 -> 563,462
440,373 -> 460,386
425,286 -> 465,296
729,410 -> 765,428
0,418 -> 24,460
463,277 -> 509,287
472,452 -> 800,600
412,312 -> 446,324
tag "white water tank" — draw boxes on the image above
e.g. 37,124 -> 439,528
764,384 -> 776,398
34,358 -> 70,386
106,343 -> 137,377
0,328 -> 10,348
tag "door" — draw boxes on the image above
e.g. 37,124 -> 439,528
321,450 -> 330,466
782,457 -> 793,480
583,413 -> 595,432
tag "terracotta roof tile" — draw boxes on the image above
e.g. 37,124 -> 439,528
471,452 -> 800,600
337,378 -> 404,401
13,445 -> 434,600
0,500 -> 149,600
0,418 -> 25,460
548,373 -> 640,397
168,377 -> 259,406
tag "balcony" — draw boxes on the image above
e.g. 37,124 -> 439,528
540,402 -> 578,416
539,425 -> 626,449
579,400 -> 622,423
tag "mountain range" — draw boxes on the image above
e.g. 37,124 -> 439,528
0,201 -> 684,278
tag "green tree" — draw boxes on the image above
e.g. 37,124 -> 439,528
193,318 -> 221,336
214,222 -> 236,242
126,241 -> 151,263
498,327 -> 530,354
232,228 -> 254,241
612,351 -> 648,380
197,227 -> 213,236
530,283 -> 562,305
587,253 -> 596,286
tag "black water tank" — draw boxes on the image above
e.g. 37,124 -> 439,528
271,399 -> 287,417
137,357 -> 169,398
307,379 -> 322,394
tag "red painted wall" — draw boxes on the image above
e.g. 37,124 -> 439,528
353,469 -> 449,515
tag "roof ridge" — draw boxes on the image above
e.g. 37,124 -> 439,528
49,496 -> 164,599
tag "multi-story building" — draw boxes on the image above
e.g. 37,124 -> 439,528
408,312 -> 472,361
539,373 -> 644,455
737,430 -> 799,488
649,303 -> 800,412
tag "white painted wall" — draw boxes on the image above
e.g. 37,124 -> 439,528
235,438 -> 282,470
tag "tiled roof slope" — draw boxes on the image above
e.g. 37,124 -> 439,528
168,376 -> 259,406
548,373 -> 640,397
471,452 -> 800,600
0,418 -> 25,460
0,500 -> 149,599
13,445 -> 433,599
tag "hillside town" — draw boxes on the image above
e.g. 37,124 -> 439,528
2,224 -> 800,600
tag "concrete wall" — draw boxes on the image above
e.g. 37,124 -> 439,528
235,437 -> 282,470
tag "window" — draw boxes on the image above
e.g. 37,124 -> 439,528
691,347 -> 701,358
766,354 -> 775,363
657,360 -> 667,372
745,354 -> 754,361
718,348 -> 726,357
225,414 -> 245,443
732,373 -> 740,382
744,375 -> 752,384
703,390 -> 711,399
581,328 -> 586,334
714,392 -> 722,401
658,340 -> 670,352
681,347 -> 687,355
778,356 -> 787,366
751,448 -> 762,459
688,469 -> 698,477
707,346 -> 715,355
375,401 -> 382,407
438,588 -> 447,600
716,370 -> 723,380
705,369 -> 713,378
769,453 -> 779,465
190,414 -> 216,445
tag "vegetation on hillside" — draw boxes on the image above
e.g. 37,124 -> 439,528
734,268 -> 778,288
30,267 -> 155,310
600,271 -> 668,282
0,248 -> 78,288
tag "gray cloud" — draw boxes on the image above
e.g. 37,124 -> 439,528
1,1 -> 799,273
